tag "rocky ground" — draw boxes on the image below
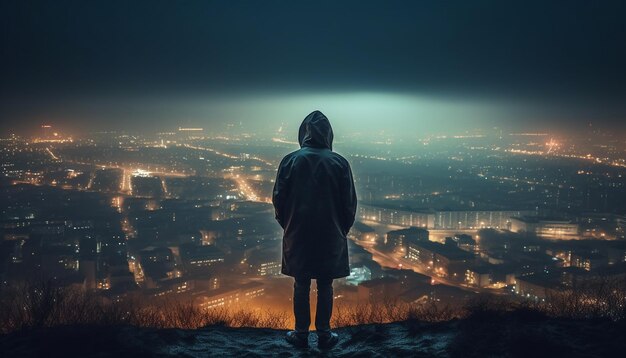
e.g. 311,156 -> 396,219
2,311 -> 625,357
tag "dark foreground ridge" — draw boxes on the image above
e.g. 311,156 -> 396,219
2,311 -> 625,357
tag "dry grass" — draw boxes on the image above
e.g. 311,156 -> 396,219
332,299 -> 460,327
460,277 -> 626,322
0,281 -> 288,334
543,277 -> 626,321
1,277 -> 624,335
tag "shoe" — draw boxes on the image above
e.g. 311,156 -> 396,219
285,330 -> 309,348
317,331 -> 339,349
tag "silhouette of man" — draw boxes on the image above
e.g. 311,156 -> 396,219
272,110 -> 357,349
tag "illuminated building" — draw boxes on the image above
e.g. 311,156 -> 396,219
357,277 -> 401,301
358,204 -> 434,227
514,268 -> 586,301
386,227 -> 429,254
349,222 -> 378,244
345,266 -> 372,286
147,278 -> 193,297
406,240 -> 474,277
246,250 -> 282,276
360,205 -> 536,230
515,274 -> 557,300
464,265 -> 493,287
180,244 -> 225,270
141,247 -> 173,263
570,252 -> 607,271
510,216 -> 580,239
196,282 -> 265,309
435,210 -> 535,230
445,234 -> 476,252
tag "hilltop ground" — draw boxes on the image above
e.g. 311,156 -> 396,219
2,310 -> 624,357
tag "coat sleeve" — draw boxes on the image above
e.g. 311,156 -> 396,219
272,157 -> 289,229
341,162 -> 358,235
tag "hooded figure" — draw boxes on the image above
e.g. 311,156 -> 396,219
272,110 -> 357,279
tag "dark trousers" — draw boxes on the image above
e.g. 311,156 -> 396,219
293,277 -> 333,334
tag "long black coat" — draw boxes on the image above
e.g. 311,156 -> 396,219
272,111 -> 357,279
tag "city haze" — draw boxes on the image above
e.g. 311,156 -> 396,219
1,1 -> 626,352
2,1 -> 626,134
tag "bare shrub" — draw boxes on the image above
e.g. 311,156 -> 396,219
0,281 -> 68,332
332,298 -> 462,327
0,281 -> 289,333
462,294 -> 514,318
255,308 -> 290,329
543,277 -> 626,321
2,276 -> 624,335
155,300 -> 212,329
405,301 -> 460,322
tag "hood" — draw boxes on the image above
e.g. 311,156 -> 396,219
298,110 -> 334,150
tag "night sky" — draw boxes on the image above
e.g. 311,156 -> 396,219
1,0 -> 626,135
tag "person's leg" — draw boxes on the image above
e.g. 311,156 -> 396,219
293,277 -> 312,335
314,278 -> 333,335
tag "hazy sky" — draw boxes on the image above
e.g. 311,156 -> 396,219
1,1 -> 626,135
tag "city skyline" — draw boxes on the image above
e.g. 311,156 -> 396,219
1,98 -> 625,356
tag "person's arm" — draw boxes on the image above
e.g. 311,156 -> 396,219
272,156 -> 290,229
341,162 -> 357,235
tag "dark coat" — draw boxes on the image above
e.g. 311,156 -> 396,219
272,111 -> 357,279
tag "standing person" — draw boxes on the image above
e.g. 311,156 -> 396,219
272,110 -> 357,349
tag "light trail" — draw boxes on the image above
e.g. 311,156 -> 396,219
184,144 -> 239,160
121,169 -> 131,194
230,172 -> 271,203
87,171 -> 95,190
185,143 -> 275,167
272,138 -> 298,146
503,148 -> 626,168
160,176 -> 169,197
45,147 -> 59,160
546,138 -> 558,154
128,257 -> 145,284
233,174 -> 259,201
